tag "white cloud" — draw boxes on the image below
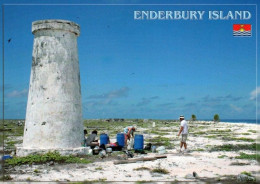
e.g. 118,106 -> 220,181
6,89 -> 28,98
230,104 -> 242,112
250,86 -> 260,100
88,87 -> 130,99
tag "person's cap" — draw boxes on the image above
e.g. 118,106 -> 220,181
179,115 -> 185,119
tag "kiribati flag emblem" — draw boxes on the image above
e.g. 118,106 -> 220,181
233,24 -> 251,37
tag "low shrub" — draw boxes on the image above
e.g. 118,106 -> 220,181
134,167 -> 151,171
241,171 -> 252,176
233,137 -> 255,142
235,152 -> 260,162
210,143 -> 259,152
151,168 -> 169,174
218,155 -> 227,158
248,130 -> 257,133
5,151 -> 92,166
194,148 -> 204,151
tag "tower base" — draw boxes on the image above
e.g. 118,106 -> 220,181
16,147 -> 89,157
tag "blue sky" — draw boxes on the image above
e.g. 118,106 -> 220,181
0,0 -> 259,120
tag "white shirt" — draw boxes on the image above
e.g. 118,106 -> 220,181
180,120 -> 188,134
124,126 -> 133,134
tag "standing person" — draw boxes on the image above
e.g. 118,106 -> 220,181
86,130 -> 99,149
177,115 -> 189,152
123,125 -> 136,147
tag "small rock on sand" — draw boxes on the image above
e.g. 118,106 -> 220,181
237,174 -> 255,182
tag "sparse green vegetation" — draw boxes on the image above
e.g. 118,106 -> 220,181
242,133 -> 250,135
2,119 -> 260,182
147,136 -> 174,148
233,137 -> 255,142
5,151 -> 92,166
193,131 -> 205,135
241,171 -> 252,176
210,143 -> 259,152
98,178 -> 107,182
248,130 -> 257,133
135,181 -> 150,184
221,136 -> 255,142
150,130 -> 167,136
218,155 -> 228,158
5,140 -> 23,150
34,169 -> 40,173
134,167 -> 151,171
194,148 -> 205,151
151,168 -> 169,174
235,152 -> 260,162
210,129 -> 231,133
95,167 -> 103,170
207,135 -> 217,139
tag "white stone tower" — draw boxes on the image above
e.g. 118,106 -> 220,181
17,20 -> 87,156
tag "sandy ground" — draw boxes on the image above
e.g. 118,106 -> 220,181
5,121 -> 260,182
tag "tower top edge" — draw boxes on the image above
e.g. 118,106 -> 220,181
32,19 -> 80,36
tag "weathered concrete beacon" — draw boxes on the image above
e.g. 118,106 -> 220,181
17,20 -> 87,156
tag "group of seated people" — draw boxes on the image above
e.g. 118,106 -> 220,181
83,125 -> 136,149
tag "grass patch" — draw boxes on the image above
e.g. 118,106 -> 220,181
192,131 -> 205,135
135,181 -> 151,184
210,143 -> 259,152
2,120 -> 24,136
5,151 -> 92,166
209,129 -> 232,134
194,148 -> 205,151
147,136 -> 174,148
206,135 -> 217,139
221,136 -> 255,142
34,169 -> 40,173
151,168 -> 169,174
242,133 -> 250,135
235,152 -> 260,162
233,137 -> 255,142
71,182 -> 96,184
241,171 -> 252,176
95,167 -> 103,170
248,130 -> 257,133
5,140 -> 22,147
150,130 -> 166,136
134,167 -> 151,171
218,155 -> 227,158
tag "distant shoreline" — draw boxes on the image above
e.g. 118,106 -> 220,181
197,120 -> 259,126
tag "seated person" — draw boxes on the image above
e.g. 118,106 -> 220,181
83,129 -> 88,146
86,130 -> 99,149
84,129 -> 88,135
123,126 -> 136,146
